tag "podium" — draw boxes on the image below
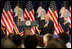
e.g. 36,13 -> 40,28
17,21 -> 37,35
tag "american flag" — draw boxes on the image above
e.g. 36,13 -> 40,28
59,1 -> 70,34
1,1 -> 19,35
23,1 -> 35,21
24,1 -> 36,35
47,1 -> 59,35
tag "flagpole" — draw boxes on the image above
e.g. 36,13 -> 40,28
17,1 -> 19,24
28,1 -> 30,20
28,1 -> 30,12
64,1 -> 66,25
51,1 -> 54,21
40,1 -> 42,21
7,1 -> 9,36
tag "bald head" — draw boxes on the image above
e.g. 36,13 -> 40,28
44,14 -> 49,22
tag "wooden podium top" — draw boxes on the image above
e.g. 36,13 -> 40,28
17,21 -> 37,30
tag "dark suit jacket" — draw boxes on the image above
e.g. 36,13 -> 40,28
39,20 -> 54,35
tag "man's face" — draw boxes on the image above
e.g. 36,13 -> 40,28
44,14 -> 49,22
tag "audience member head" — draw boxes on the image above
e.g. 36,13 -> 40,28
12,34 -> 22,48
58,32 -> 69,43
34,34 -> 45,47
43,34 -> 53,47
46,39 -> 64,48
55,38 -> 66,48
1,39 -> 16,48
44,14 -> 49,22
24,35 -> 38,48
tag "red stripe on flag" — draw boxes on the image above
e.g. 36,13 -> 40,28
58,23 -> 63,32
23,15 -> 27,21
69,16 -> 71,20
29,12 -> 34,21
24,10 -> 29,19
31,29 -> 33,35
9,10 -> 13,18
31,10 -> 35,18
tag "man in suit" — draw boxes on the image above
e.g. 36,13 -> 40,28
39,14 -> 54,35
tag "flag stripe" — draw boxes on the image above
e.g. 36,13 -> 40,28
19,31 -> 24,36
36,26 -> 40,34
31,9 -> 35,18
29,11 -> 34,21
23,15 -> 26,21
24,10 -> 29,19
31,29 -> 33,35
31,27 -> 35,35
9,9 -> 13,18
30,10 -> 35,21
58,23 -> 64,33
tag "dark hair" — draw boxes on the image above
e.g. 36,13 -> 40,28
55,38 -> 66,48
12,34 -> 22,46
46,39 -> 64,48
58,32 -> 69,43
34,34 -> 44,47
24,35 -> 38,48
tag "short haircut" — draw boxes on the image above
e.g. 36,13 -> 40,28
34,34 -> 44,47
46,39 -> 64,48
43,34 -> 53,46
58,32 -> 69,43
12,34 -> 22,46
24,35 -> 38,48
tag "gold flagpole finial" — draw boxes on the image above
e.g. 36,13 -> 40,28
51,1 -> 54,21
52,1 -> 54,12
